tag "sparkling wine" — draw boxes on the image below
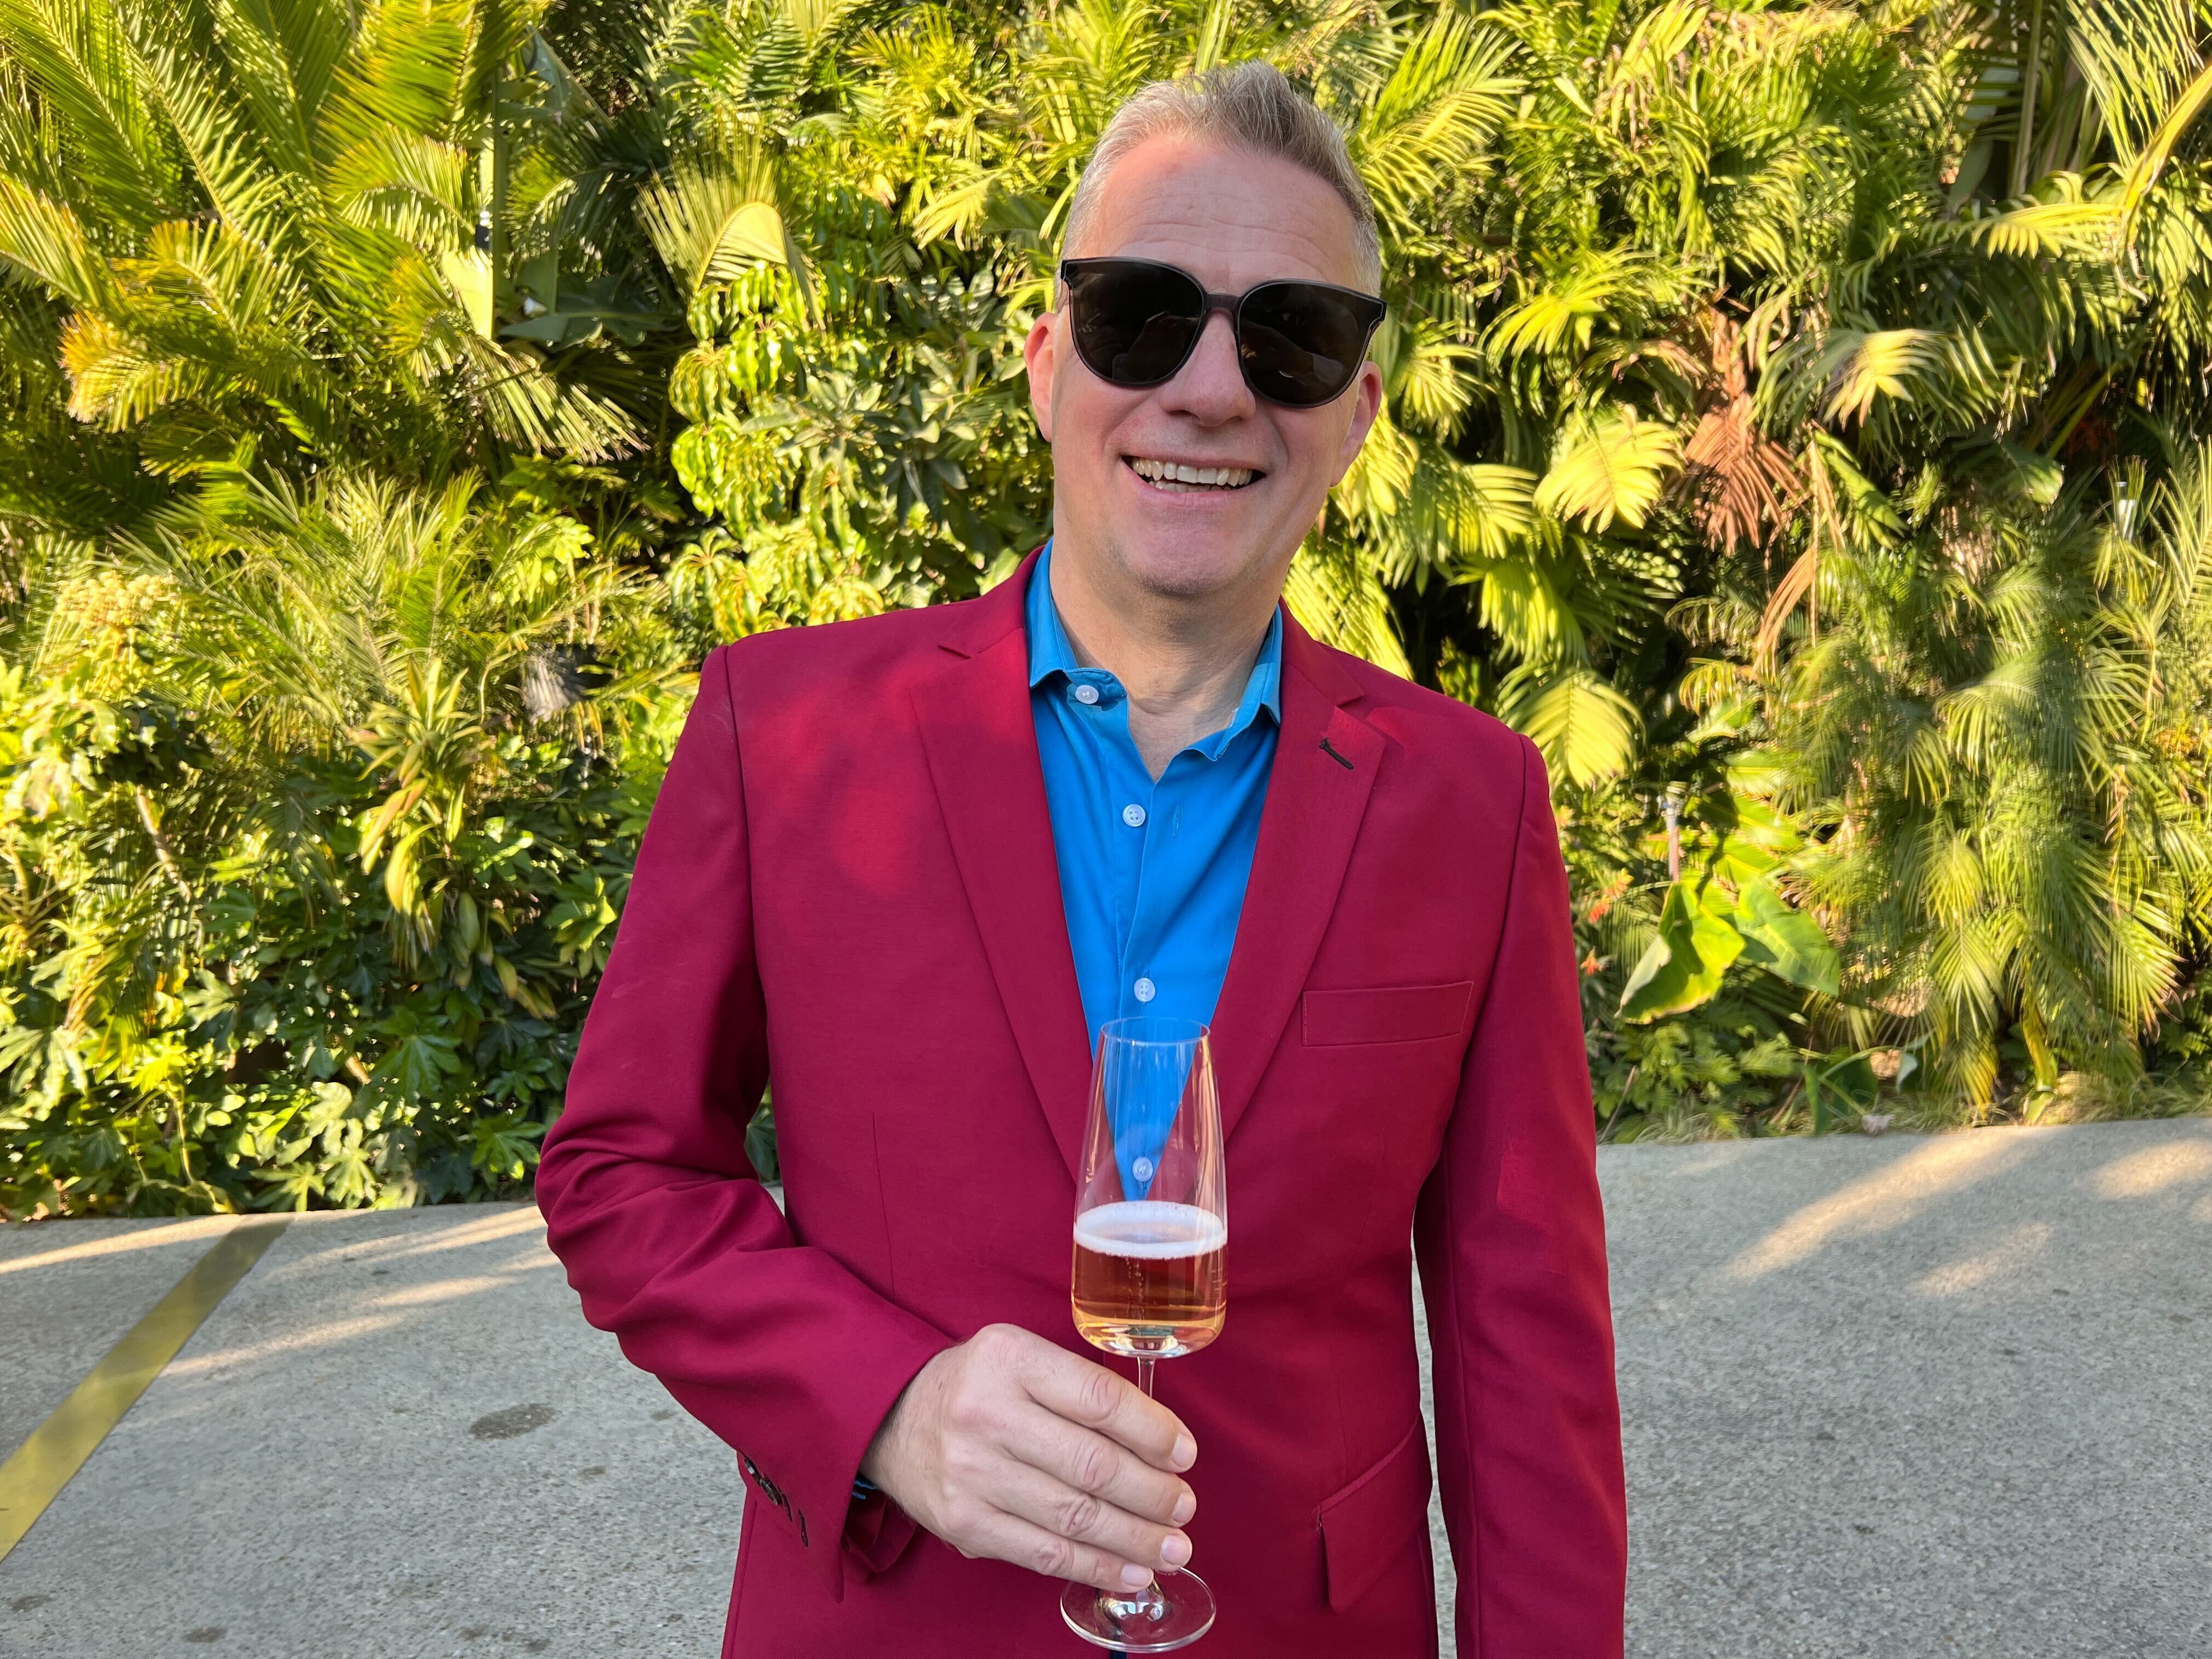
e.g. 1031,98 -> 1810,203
1071,1199 -> 1227,1359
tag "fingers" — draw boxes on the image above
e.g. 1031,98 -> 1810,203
883,1325 -> 1206,1593
1000,1407 -> 1195,1528
958,1502 -> 1167,1594
990,1455 -> 1193,1576
1014,1338 -> 1197,1474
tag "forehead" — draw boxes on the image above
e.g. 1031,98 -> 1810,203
1075,133 -> 1367,292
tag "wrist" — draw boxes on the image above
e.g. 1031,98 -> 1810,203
859,1354 -> 929,1493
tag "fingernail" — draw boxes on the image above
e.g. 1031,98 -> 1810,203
1171,1434 -> 1196,1469
1170,1492 -> 1195,1526
1121,1565 -> 1153,1589
1161,1534 -> 1191,1568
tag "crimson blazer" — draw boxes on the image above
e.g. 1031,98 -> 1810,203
537,553 -> 1626,1657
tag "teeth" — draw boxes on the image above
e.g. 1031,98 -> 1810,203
1130,458 -> 1256,489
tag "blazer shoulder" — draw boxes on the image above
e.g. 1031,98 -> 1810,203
709,591 -> 1008,708
1322,644 -> 1532,772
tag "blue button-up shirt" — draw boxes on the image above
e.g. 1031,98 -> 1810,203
1028,545 -> 1281,1190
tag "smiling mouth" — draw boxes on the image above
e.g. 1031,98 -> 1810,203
1125,456 -> 1263,493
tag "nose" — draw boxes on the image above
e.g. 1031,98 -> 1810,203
1157,308 -> 1254,424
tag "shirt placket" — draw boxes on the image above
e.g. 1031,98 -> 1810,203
1111,730 -> 1164,1022
1065,671 -> 1151,1022
1113,749 -> 1187,1197
1121,750 -> 1210,1023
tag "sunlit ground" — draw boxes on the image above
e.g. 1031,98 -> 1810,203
4,1118 -> 2208,1657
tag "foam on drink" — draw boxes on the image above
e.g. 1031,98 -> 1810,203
1074,1200 -> 1228,1258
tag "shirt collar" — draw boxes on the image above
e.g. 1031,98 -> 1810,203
1025,540 -> 1284,735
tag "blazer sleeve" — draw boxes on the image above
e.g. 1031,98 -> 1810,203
1413,733 -> 1627,1657
535,644 -> 956,1601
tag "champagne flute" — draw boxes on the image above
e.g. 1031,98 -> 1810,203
1063,1016 -> 1227,1652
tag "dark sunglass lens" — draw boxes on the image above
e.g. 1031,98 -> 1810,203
1069,263 -> 1204,387
1238,284 -> 1376,406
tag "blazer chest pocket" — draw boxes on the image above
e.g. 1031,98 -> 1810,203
1302,981 -> 1474,1047
1318,1420 -> 1433,1612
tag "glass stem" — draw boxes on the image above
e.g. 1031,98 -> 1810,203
1125,1356 -> 1170,1602
1098,1359 -> 1170,1623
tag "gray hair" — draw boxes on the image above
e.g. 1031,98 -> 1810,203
1060,60 -> 1383,294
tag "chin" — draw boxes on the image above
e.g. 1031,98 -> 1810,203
1113,540 -> 1261,602
1101,516 -> 1282,598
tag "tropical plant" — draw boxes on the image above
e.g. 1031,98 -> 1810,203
0,0 -> 713,1213
0,0 -> 685,501
657,0 -> 1534,641
14,0 -> 2212,1209
0,471 -> 680,1214
1743,448 -> 2212,1109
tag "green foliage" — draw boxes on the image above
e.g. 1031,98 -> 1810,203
0,473 -> 684,1214
0,0 -> 673,496
1618,810 -> 1841,1022
1590,1004 -> 1804,1142
10,0 -> 2212,1209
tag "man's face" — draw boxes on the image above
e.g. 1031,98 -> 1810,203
1024,134 -> 1385,606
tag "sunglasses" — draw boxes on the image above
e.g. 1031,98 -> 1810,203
1057,257 -> 1386,409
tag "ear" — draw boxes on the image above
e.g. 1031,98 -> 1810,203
1024,309 -> 1060,443
1329,360 -> 1387,485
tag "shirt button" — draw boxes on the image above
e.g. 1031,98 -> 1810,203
1121,804 -> 1146,828
1133,977 -> 1156,1003
1072,683 -> 1101,706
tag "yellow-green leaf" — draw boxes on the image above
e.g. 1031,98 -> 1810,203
1533,409 -> 1683,532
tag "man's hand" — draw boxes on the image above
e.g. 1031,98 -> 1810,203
859,1323 -> 1198,1592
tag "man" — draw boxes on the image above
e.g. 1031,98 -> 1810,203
538,61 -> 1626,1657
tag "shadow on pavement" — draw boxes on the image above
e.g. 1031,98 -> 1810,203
4,1120 -> 2208,1658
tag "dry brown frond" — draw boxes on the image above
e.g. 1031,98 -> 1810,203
1757,546 -> 1820,666
1681,310 -> 1805,556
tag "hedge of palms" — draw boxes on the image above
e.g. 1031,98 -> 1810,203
5,0 -> 2212,1214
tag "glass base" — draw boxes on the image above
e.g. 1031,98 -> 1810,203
1060,1569 -> 1216,1652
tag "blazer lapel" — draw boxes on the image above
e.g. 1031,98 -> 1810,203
910,560 -> 1092,1184
1210,617 -> 1382,1147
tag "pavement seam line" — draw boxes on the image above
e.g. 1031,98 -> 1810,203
0,1216 -> 290,1562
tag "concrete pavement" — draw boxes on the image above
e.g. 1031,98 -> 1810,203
1606,1120 -> 2212,1657
2,1118 -> 2208,1656
0,1206 -> 741,1657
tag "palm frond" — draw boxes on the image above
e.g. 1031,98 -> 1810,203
1497,664 -> 1640,788
1283,535 -> 1410,678
1534,407 -> 1683,532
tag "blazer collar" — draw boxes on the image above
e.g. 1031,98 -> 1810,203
1209,607 -> 1381,1148
910,552 -> 1093,1181
911,548 -> 1383,1181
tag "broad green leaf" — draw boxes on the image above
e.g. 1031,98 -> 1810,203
439,247 -> 492,337
1708,833 -> 1781,888
1731,877 -> 1842,998
1620,878 -> 1745,1022
1720,795 -> 1804,853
